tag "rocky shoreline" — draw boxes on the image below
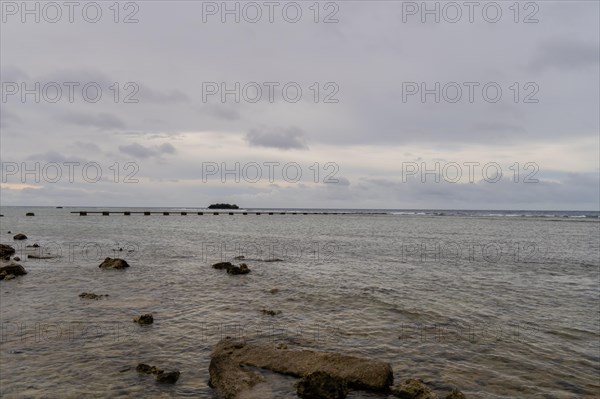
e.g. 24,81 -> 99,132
0,234 -> 467,398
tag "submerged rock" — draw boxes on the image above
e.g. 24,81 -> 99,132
391,378 -> 438,399
133,314 -> 154,325
0,261 -> 27,280
446,388 -> 466,399
296,371 -> 348,399
137,363 -> 162,374
136,363 -> 180,384
99,257 -> 130,269
13,256 -> 20,261
209,338 -> 393,398
0,244 -> 16,259
79,292 -> 109,300
156,371 -> 180,384
13,233 -> 27,240
261,309 -> 281,316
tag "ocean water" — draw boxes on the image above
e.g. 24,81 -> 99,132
0,207 -> 598,398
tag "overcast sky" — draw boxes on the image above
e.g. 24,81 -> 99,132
1,0 -> 598,209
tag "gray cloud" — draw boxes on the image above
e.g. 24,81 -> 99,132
118,142 -> 177,159
245,127 -> 308,150
59,112 -> 126,130
529,39 -> 600,72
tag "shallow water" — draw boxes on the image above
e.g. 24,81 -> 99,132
0,207 -> 599,398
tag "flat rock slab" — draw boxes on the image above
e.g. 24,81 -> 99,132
209,339 -> 393,399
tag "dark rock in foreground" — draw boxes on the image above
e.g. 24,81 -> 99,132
79,292 -> 109,300
13,233 -> 27,240
296,371 -> 348,399
0,261 -> 27,280
156,371 -> 180,384
26,213 -> 35,216
99,257 -> 130,269
212,262 -> 250,275
209,338 -> 393,398
0,244 -> 15,259
136,363 -> 180,384
133,314 -> 154,325
391,378 -> 438,399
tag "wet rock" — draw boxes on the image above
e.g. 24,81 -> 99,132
269,288 -> 279,294
0,261 -> 27,280
213,262 -> 234,270
263,258 -> 283,262
209,338 -> 393,399
277,343 -> 288,350
0,244 -> 16,260
296,371 -> 348,399
79,292 -> 109,300
227,263 -> 250,275
446,388 -> 466,399
233,255 -> 245,260
133,314 -> 154,325
119,366 -> 132,373
99,257 -> 130,269
209,344 -> 265,399
25,212 -> 35,216
13,256 -> 20,261
27,243 -> 40,248
212,262 -> 251,275
13,233 -> 27,240
261,309 -> 281,316
156,371 -> 180,384
391,378 -> 439,399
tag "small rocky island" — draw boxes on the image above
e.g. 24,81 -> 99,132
208,203 -> 239,210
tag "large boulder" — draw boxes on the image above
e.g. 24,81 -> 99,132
0,260 -> 27,280
295,371 -> 348,399
99,257 -> 130,269
209,338 -> 393,398
0,244 -> 15,259
391,378 -> 439,399
13,233 -> 27,240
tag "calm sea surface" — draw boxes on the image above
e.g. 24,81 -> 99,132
0,207 -> 598,398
